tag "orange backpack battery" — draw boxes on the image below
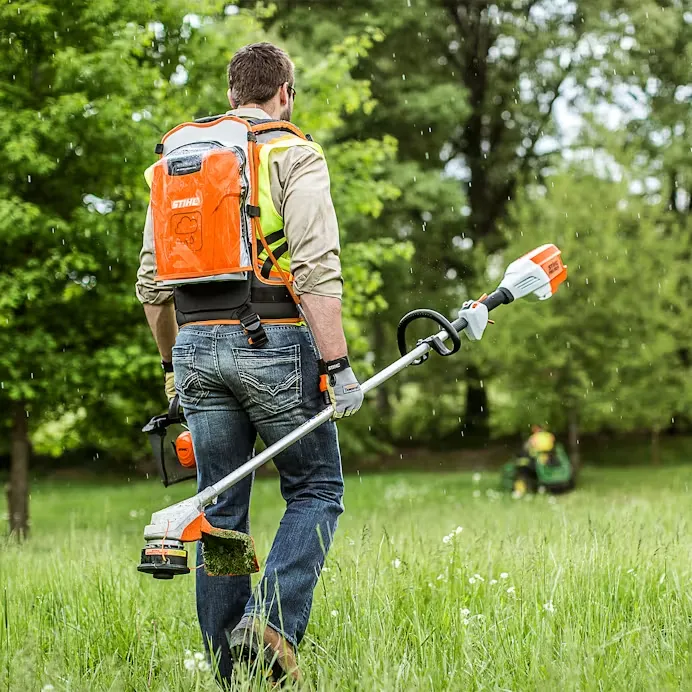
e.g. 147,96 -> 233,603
148,116 -> 256,286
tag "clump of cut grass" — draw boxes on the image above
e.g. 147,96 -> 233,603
201,527 -> 259,576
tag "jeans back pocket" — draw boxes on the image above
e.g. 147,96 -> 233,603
233,345 -> 302,415
172,342 -> 208,406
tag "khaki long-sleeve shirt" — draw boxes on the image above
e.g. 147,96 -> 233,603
135,107 -> 343,305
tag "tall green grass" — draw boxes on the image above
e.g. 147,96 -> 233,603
2,467 -> 691,690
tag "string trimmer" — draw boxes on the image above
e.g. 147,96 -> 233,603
138,244 -> 567,579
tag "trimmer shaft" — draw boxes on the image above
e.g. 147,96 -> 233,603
137,539 -> 191,579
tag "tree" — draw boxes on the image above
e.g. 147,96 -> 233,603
484,171 -> 687,466
263,0 -> 643,439
1,0 -> 413,537
0,0 -> 188,536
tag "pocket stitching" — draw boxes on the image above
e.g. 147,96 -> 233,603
232,345 -> 301,414
173,344 -> 207,405
238,369 -> 300,397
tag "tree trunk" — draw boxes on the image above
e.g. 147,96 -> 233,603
463,364 -> 489,439
568,409 -> 580,474
7,400 -> 30,540
651,428 -> 661,466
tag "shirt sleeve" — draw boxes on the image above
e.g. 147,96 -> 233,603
269,146 -> 343,299
135,204 -> 174,305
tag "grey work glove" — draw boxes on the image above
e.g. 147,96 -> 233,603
319,357 -> 364,420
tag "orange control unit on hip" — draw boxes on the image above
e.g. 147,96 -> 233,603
175,431 -> 196,469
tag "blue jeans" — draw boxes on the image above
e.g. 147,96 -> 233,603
172,324 -> 344,681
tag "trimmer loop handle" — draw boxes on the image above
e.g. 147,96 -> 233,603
397,309 -> 462,365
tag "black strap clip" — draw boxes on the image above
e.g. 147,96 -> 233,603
240,312 -> 268,348
246,204 -> 261,218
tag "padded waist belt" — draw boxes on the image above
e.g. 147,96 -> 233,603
174,280 -> 298,327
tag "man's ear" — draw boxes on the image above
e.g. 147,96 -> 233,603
278,83 -> 289,106
227,88 -> 236,108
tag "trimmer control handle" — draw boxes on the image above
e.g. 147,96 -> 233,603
451,288 -> 513,333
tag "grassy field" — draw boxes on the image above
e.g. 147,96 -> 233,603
2,466 -> 692,691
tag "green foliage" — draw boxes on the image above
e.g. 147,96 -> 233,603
0,1 -> 409,462
266,0 -> 692,445
1,0 -> 690,466
485,172 -> 687,436
0,0 -> 180,456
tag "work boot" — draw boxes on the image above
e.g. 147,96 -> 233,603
229,615 -> 302,684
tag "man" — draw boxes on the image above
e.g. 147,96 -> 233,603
136,42 -> 362,684
524,425 -> 556,461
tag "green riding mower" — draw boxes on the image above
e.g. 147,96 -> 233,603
501,432 -> 575,496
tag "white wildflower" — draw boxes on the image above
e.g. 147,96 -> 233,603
507,586 -> 516,594
472,473 -> 482,483
392,558 -> 401,569
490,579 -> 498,585
469,577 -> 476,585
184,659 -> 196,671
442,535 -> 451,544
511,490 -> 522,500
194,652 -> 205,661
436,573 -> 445,581
463,618 -> 470,625
627,568 -> 635,574
129,510 -> 138,519
543,600 -> 555,613
473,573 -> 484,582
500,572 -> 509,579
473,490 -> 481,498
455,526 -> 463,535
330,609 -> 339,617
460,608 -> 471,617
41,686 -> 55,692
185,650 -> 192,657
197,660 -> 210,672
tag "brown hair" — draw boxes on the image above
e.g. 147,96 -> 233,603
227,42 -> 294,107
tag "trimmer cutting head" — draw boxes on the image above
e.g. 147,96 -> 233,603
139,506 -> 260,579
137,539 -> 191,579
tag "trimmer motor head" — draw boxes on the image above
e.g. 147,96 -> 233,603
137,539 -> 191,579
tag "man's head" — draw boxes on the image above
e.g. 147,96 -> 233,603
227,42 -> 295,121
